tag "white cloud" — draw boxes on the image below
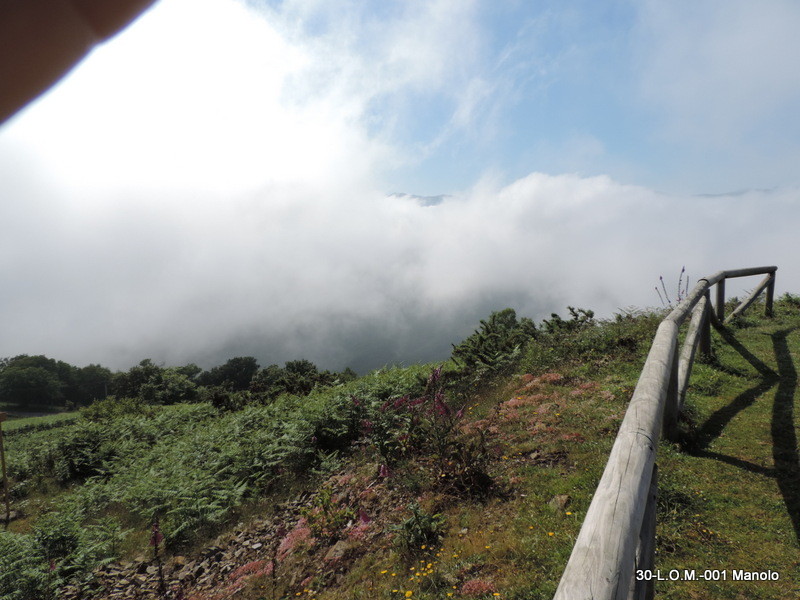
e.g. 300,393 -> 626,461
4,0 -> 392,197
0,0 -> 797,373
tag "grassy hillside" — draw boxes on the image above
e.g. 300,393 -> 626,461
1,297 -> 798,599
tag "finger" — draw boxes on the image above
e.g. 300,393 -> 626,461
70,0 -> 159,41
0,0 -> 157,124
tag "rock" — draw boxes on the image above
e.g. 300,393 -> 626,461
173,556 -> 188,568
548,494 -> 571,511
250,542 -> 263,550
324,540 -> 354,561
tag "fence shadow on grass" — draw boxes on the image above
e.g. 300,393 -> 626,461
770,328 -> 800,544
684,326 -> 800,544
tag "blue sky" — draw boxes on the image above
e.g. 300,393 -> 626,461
0,0 -> 798,371
235,0 -> 800,196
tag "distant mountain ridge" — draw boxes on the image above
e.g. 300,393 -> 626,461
388,192 -> 451,207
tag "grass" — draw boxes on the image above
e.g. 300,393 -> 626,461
653,299 -> 800,599
2,299 -> 799,599
2,411 -> 79,432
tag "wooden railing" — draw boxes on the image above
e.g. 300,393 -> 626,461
552,266 -> 777,600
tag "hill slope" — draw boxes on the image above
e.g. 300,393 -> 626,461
2,298 -> 799,599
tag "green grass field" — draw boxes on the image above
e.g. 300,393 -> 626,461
2,411 -> 79,432
653,302 -> 800,599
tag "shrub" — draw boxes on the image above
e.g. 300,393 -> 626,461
522,309 -> 660,376
33,512 -> 82,564
452,308 -> 536,376
393,502 -> 446,556
81,395 -> 152,422
365,367 -> 494,497
0,531 -> 53,600
51,422 -> 115,484
780,292 -> 800,309
202,386 -> 254,412
541,306 -> 595,333
300,486 -> 355,543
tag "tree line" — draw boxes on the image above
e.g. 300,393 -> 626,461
0,354 -> 357,410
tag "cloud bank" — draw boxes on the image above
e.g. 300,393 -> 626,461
0,0 -> 797,372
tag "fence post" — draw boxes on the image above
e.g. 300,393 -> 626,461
715,279 -> 725,322
700,291 -> 711,357
0,413 -> 9,524
663,342 -> 680,440
766,273 -> 775,318
628,464 -> 658,600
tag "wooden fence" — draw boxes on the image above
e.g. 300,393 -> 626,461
552,266 -> 777,600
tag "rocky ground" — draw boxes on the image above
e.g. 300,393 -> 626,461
58,467 -> 409,600
55,373 -> 580,600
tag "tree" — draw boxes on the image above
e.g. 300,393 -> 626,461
282,359 -> 320,395
138,368 -> 198,405
110,359 -> 163,398
198,357 -> 259,391
249,364 -> 285,397
174,363 -> 202,380
0,365 -> 64,407
75,364 -> 112,403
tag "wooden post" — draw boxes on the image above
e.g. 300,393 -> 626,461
677,296 -> 707,413
725,273 -> 775,323
766,273 -> 775,318
628,464 -> 658,600
0,412 -> 9,524
715,279 -> 725,322
664,341 -> 680,440
700,291 -> 711,357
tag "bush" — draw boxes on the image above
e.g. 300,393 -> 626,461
51,423 -> 115,484
393,502 -> 446,556
0,531 -> 54,600
521,309 -> 660,376
780,292 -> 800,309
0,513 -> 128,600
451,308 -> 536,376
81,396 -> 152,422
364,367 -> 494,498
300,486 -> 355,543
541,306 -> 595,333
33,512 -> 81,564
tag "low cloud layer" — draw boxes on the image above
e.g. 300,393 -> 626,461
0,165 -> 795,372
0,0 -> 797,372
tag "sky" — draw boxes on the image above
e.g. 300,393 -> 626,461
1,0 -> 799,373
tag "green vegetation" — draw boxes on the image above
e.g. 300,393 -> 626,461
0,356 -> 111,410
2,412 -> 79,435
1,296 -> 798,599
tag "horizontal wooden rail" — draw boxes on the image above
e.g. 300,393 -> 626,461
553,266 -> 776,600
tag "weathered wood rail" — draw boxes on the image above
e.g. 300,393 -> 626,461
552,266 -> 777,600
